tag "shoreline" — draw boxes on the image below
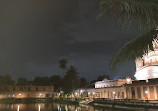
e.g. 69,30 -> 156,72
0,98 -> 79,104
90,99 -> 158,108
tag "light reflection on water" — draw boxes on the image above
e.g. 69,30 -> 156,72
0,103 -> 157,111
17,104 -> 20,111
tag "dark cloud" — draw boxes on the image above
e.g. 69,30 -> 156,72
0,0 -> 142,80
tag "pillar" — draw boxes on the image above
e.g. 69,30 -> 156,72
154,85 -> 157,99
135,87 -> 138,99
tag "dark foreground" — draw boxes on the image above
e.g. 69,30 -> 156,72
0,103 -> 158,111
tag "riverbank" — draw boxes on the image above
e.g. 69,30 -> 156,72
90,99 -> 158,108
0,98 -> 80,104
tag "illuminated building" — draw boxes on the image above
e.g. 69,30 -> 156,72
91,28 -> 158,100
0,85 -> 54,98
134,29 -> 158,80
94,78 -> 130,88
125,78 -> 158,99
92,77 -> 132,99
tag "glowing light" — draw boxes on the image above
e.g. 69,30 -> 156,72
19,93 -> 22,98
17,104 -> 20,111
57,105 -> 60,110
92,92 -> 95,95
65,105 -> 68,111
38,104 -> 41,111
126,77 -> 131,84
113,92 -> 115,94
60,91 -> 63,93
80,90 -> 83,93
40,93 -> 43,97
145,91 -> 148,94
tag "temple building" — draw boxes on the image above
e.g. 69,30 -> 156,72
81,28 -> 158,100
135,39 -> 158,80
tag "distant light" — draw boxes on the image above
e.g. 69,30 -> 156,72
126,78 -> 131,83
113,92 -> 115,94
92,92 -> 95,95
19,93 -> 21,96
60,91 -> 63,93
80,90 -> 83,93
40,93 -> 43,97
145,91 -> 148,94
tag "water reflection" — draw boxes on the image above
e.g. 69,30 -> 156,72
0,103 -> 157,111
17,104 -> 20,111
38,104 -> 41,111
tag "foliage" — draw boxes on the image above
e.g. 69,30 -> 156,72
99,0 -> 158,29
111,28 -> 157,68
79,77 -> 88,88
97,75 -> 110,81
98,0 -> 158,67
0,75 -> 15,86
63,66 -> 79,94
33,77 -> 50,86
49,75 -> 63,91
89,75 -> 110,88
59,59 -> 67,70
17,78 -> 28,85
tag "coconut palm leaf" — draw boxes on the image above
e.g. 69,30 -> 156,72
111,28 -> 157,68
99,0 -> 158,28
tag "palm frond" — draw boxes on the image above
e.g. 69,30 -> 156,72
99,0 -> 158,28
111,28 -> 157,68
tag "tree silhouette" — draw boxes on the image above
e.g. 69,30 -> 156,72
17,78 -> 28,85
63,66 -> 79,96
98,0 -> 158,67
59,59 -> 67,76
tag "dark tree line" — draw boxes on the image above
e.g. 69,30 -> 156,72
0,59 -> 110,95
0,75 -> 15,86
0,74 -> 109,95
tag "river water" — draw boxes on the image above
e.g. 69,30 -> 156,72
0,103 -> 157,111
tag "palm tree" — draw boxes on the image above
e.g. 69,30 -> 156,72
59,59 -> 68,75
98,0 -> 158,67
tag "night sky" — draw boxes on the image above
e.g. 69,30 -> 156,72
0,0 -> 144,81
